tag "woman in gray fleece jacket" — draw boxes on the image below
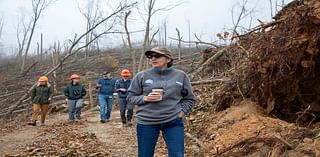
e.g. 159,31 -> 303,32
127,47 -> 196,157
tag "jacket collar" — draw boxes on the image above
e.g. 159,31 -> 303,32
150,67 -> 174,74
36,82 -> 51,87
71,82 -> 79,86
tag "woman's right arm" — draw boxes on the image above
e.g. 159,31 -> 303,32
127,73 -> 145,105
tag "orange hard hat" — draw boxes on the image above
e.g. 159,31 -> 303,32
70,74 -> 80,80
38,76 -> 48,82
121,69 -> 131,76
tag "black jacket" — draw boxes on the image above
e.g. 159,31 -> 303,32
64,82 -> 86,100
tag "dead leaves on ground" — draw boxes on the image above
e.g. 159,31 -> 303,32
5,122 -> 110,157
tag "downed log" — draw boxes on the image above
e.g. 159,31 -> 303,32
273,134 -> 293,149
189,48 -> 226,80
49,104 -> 67,113
232,19 -> 284,39
19,61 -> 38,78
0,90 -> 25,99
191,79 -> 229,86
185,132 -> 205,150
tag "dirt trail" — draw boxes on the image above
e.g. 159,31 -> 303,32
0,110 -> 169,157
0,113 -> 66,155
82,111 -> 138,157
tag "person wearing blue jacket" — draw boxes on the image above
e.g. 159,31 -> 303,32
96,71 -> 116,123
115,69 -> 133,127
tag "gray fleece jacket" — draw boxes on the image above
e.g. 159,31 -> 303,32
127,67 -> 196,125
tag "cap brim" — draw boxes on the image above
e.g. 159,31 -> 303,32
145,50 -> 173,59
145,50 -> 166,56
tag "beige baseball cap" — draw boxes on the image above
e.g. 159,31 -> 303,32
145,47 -> 173,59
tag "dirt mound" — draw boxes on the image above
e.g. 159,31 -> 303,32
186,101 -> 320,156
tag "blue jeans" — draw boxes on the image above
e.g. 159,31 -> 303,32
119,98 -> 133,124
67,99 -> 83,122
137,118 -> 184,157
99,94 -> 113,120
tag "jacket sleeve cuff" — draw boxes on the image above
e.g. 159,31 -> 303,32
181,108 -> 188,114
140,96 -> 145,105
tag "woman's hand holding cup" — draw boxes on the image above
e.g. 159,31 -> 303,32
144,88 -> 164,102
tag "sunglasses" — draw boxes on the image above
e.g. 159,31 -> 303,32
146,54 -> 164,59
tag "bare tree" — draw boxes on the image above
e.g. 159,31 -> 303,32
18,0 -> 53,74
175,28 -> 182,61
78,0 -> 103,57
0,16 -> 3,56
269,0 -> 274,17
4,2 -> 136,117
187,17 -> 191,48
163,19 -> 167,47
231,0 -> 256,34
124,11 -> 137,75
136,0 -> 185,72
0,16 -> 3,40
16,15 -> 32,65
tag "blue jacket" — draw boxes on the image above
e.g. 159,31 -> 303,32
115,79 -> 132,98
97,78 -> 116,95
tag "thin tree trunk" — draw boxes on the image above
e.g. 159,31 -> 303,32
176,28 -> 182,61
138,0 -> 155,72
188,18 -> 191,48
269,0 -> 273,18
21,18 -> 37,74
124,11 -> 137,75
164,20 -> 167,47
88,81 -> 94,108
40,33 -> 43,61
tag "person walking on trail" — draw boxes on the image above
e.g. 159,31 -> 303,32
28,76 -> 53,126
115,69 -> 133,127
64,74 -> 86,123
127,47 -> 196,157
96,71 -> 116,123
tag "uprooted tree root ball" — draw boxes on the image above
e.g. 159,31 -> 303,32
244,0 -> 320,123
199,0 -> 320,124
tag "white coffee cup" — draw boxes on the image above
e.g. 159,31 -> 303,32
151,88 -> 164,101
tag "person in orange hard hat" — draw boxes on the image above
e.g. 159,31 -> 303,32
115,69 -> 133,127
64,74 -> 86,123
27,76 -> 53,126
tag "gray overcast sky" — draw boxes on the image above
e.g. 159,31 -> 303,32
0,0 -> 292,53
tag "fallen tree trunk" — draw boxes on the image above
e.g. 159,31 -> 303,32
0,90 -> 25,99
191,79 -> 229,86
189,48 -> 226,80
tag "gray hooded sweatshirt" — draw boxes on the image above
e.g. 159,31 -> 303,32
127,67 -> 196,125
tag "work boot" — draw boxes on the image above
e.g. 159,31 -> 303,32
127,121 -> 133,126
27,121 -> 37,126
100,120 -> 106,123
